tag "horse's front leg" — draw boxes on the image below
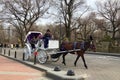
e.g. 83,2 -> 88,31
74,55 -> 80,66
62,53 -> 67,65
81,54 -> 88,69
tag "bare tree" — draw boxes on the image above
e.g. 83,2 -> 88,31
51,0 -> 86,41
0,23 -> 6,43
1,0 -> 50,46
76,13 -> 96,40
97,0 -> 120,40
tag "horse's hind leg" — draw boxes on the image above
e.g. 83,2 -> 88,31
81,55 -> 88,69
62,53 -> 67,65
74,55 -> 80,66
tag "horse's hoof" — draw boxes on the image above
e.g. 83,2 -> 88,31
62,62 -> 66,65
74,63 -> 76,67
85,67 -> 88,69
85,66 -> 88,69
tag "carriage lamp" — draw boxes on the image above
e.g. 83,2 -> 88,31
54,66 -> 61,71
67,70 -> 75,76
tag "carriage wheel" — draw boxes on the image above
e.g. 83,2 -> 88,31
24,46 -> 29,60
51,49 -> 59,62
51,56 -> 59,62
37,50 -> 48,64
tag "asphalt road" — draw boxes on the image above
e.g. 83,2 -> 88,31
1,48 -> 120,80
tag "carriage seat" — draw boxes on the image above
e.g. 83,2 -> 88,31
40,40 -> 59,49
48,40 -> 59,49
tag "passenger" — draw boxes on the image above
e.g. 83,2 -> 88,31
43,29 -> 52,48
30,36 -> 38,49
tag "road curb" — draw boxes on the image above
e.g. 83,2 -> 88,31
47,70 -> 84,80
0,54 -> 84,80
86,51 -> 120,57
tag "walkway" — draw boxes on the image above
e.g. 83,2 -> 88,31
0,55 -> 48,80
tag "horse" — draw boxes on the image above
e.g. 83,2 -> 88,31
51,36 -> 96,69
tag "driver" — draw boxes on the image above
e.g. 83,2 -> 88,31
43,29 -> 52,48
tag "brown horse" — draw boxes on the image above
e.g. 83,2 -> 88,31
51,36 -> 96,69
59,40 -> 95,69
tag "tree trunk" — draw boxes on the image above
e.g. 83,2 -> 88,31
66,26 -> 71,41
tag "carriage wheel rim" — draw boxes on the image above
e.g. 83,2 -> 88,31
37,50 -> 48,63
51,57 -> 59,62
24,46 -> 29,60
50,49 -> 59,62
37,56 -> 47,63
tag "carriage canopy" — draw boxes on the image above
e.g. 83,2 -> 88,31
24,31 -> 43,42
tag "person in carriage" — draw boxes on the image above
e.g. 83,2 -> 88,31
43,29 -> 52,48
24,31 -> 43,50
29,35 -> 39,49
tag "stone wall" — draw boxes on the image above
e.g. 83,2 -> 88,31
96,42 -> 120,53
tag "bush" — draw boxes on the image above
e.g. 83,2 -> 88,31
102,35 -> 112,42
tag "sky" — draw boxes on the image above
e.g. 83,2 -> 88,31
0,0 -> 106,26
37,0 -> 106,25
86,0 -> 106,9
86,0 -> 97,8
0,0 -> 108,26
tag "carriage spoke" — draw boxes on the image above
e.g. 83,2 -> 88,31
37,50 -> 48,64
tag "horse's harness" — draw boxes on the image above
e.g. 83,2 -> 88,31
60,41 -> 87,51
73,42 -> 86,50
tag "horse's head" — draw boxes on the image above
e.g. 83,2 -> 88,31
84,41 -> 96,52
84,35 -> 96,52
89,43 -> 96,52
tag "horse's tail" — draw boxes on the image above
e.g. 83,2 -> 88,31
51,53 -> 62,58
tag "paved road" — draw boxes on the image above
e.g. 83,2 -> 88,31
1,48 -> 120,80
46,54 -> 120,80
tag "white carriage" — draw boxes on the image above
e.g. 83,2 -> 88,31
24,31 -> 59,63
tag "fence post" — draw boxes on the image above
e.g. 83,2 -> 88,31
14,51 -> 17,58
23,53 -> 25,61
0,47 -> 2,54
8,50 -> 10,56
33,51 -> 38,65
4,49 -> 6,55
34,55 -> 36,64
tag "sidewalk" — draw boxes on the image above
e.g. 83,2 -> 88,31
0,55 -> 48,80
